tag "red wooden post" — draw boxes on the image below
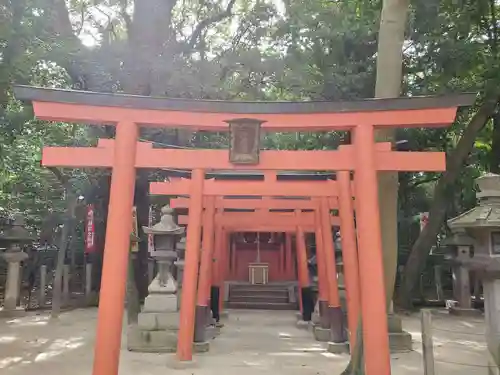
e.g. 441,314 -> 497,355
295,209 -> 310,318
177,169 -> 205,361
194,196 -> 215,343
230,235 -> 237,277
338,171 -> 360,350
320,197 -> 344,343
92,122 -> 138,375
285,233 -> 293,279
219,230 -> 229,313
279,240 -> 285,278
353,126 -> 391,375
314,207 -> 330,328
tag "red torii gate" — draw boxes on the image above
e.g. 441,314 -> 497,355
153,178 -> 346,343
14,85 -> 474,375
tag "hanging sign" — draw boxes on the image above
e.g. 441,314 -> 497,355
85,204 -> 96,254
419,212 -> 429,232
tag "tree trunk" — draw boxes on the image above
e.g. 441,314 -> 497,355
375,0 -> 410,310
397,96 -> 498,308
51,191 -> 77,319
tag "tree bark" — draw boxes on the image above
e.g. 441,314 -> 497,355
397,96 -> 497,308
375,0 -> 410,310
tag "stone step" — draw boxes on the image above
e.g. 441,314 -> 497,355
229,295 -> 289,303
229,284 -> 290,292
226,301 -> 297,310
229,290 -> 288,298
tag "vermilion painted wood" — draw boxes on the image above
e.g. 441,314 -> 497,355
338,171 -> 360,351
177,212 -> 340,226
197,196 -> 215,306
177,169 -> 204,361
170,197 -> 339,210
91,122 -> 138,375
42,140 -> 446,172
353,126 -> 391,375
32,101 -> 459,130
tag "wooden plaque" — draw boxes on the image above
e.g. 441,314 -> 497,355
227,118 -> 264,164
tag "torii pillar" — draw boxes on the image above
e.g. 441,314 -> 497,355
92,122 -> 138,375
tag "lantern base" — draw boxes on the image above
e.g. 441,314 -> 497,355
0,307 -> 25,318
313,325 -> 331,342
449,306 -> 482,317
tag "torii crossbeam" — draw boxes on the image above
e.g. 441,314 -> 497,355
14,85 -> 474,375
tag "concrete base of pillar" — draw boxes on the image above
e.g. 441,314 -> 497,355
193,341 -> 210,353
387,314 -> 413,352
388,314 -> 403,332
0,307 -> 26,318
327,341 -> 350,354
220,310 -> 229,319
166,354 -> 198,369
127,325 -> 178,353
313,325 -> 331,342
449,306 -> 482,317
389,331 -> 413,352
85,291 -> 99,307
296,320 -> 313,330
127,325 -> 211,353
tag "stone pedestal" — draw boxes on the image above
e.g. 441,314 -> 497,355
387,314 -> 413,352
327,341 -> 350,354
128,273 -> 180,352
127,206 -> 185,353
449,258 -> 481,316
313,325 -> 331,342
0,251 -> 28,317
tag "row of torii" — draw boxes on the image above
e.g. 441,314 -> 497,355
15,84 -> 474,375
44,138 -> 443,369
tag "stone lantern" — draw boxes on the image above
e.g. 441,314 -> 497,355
441,230 -> 479,316
128,206 -> 184,353
447,173 -> 500,370
0,215 -> 34,317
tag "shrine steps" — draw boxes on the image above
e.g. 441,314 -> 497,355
226,283 -> 298,311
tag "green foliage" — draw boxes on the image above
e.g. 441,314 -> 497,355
0,0 -> 499,288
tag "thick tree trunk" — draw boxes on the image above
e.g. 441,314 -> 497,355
375,0 -> 410,309
397,96 -> 498,308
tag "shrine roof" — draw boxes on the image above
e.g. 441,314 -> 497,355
14,85 -> 476,114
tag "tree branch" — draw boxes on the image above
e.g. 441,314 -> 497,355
408,175 -> 440,188
187,0 -> 237,50
118,0 -> 133,39
397,93 -> 499,309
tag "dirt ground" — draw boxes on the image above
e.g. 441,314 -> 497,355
0,308 -> 489,374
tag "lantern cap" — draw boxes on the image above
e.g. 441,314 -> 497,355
143,205 -> 184,235
0,215 -> 34,243
448,173 -> 500,229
